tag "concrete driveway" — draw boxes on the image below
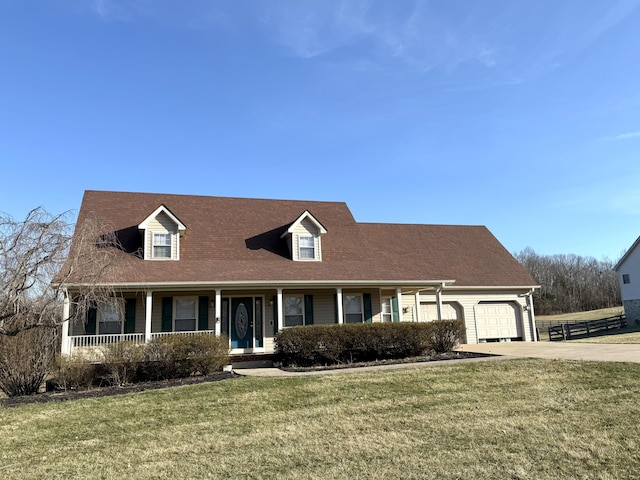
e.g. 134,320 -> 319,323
457,342 -> 640,363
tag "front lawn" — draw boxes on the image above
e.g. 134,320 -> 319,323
1,359 -> 639,479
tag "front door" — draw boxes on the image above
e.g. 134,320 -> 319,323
231,297 -> 253,348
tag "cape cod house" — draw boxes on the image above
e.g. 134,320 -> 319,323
59,190 -> 539,357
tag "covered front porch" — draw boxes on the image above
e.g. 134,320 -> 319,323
61,282 -> 452,358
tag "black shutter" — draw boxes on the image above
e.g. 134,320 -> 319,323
363,293 -> 372,323
124,299 -> 136,333
333,294 -> 339,323
162,297 -> 173,332
87,306 -> 96,335
198,296 -> 209,331
272,296 -> 278,335
304,295 -> 314,325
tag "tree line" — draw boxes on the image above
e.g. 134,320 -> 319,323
514,247 -> 622,315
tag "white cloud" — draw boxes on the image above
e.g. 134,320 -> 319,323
598,131 -> 640,142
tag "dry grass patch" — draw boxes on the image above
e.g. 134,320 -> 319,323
537,307 -> 624,323
1,359 -> 640,479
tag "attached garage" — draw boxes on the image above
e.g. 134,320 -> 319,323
475,302 -> 522,342
420,302 -> 463,321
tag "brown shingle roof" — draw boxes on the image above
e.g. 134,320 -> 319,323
63,190 -> 536,288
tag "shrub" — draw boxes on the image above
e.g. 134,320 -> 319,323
275,323 -> 423,367
179,334 -> 230,376
429,320 -> 466,353
54,353 -> 96,390
275,321 -> 465,367
102,341 -> 145,385
140,334 -> 230,380
0,326 -> 58,397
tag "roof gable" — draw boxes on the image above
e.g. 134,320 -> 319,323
281,210 -> 327,238
138,205 -> 186,231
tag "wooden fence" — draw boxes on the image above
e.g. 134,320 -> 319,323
547,314 -> 627,341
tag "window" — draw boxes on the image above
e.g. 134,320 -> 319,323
623,274 -> 631,284
344,295 -> 363,323
284,296 -> 304,327
153,232 -> 172,259
98,301 -> 123,334
175,298 -> 196,331
298,236 -> 315,260
381,297 -> 393,323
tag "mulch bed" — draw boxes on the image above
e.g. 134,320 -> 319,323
281,350 -> 493,372
0,372 -> 237,409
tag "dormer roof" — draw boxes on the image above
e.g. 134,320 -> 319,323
138,204 -> 186,231
281,210 -> 327,239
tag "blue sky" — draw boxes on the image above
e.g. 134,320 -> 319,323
1,1 -> 640,261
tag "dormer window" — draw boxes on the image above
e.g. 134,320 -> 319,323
138,205 -> 186,261
153,233 -> 172,259
299,236 -> 315,259
281,210 -> 327,262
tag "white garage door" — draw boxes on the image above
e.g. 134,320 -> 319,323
476,302 -> 522,341
420,302 -> 462,321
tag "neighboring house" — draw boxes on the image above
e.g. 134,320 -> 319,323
615,237 -> 640,324
59,190 -> 539,357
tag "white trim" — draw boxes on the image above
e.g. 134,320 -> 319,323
283,294 -> 305,327
97,299 -> 125,335
223,295 -> 265,350
64,279 -> 458,289
138,205 -> 186,231
145,291 -> 153,342
281,210 -> 327,237
380,294 -> 393,323
396,288 -> 403,322
151,231 -> 173,259
173,296 -> 198,332
336,288 -> 344,324
277,289 -> 284,332
215,289 -> 222,336
343,293 -> 364,323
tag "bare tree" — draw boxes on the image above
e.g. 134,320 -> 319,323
514,248 -> 621,315
0,207 -> 131,396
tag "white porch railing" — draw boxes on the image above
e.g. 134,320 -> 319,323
150,330 -> 216,339
66,331 -> 217,356
70,333 -> 146,349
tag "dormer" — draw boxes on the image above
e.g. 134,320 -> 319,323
281,211 -> 327,261
138,205 -> 186,260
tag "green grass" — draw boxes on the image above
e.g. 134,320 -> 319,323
2,359 -> 640,479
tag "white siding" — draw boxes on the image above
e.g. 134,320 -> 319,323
416,291 -> 534,344
145,211 -> 179,260
420,302 -> 463,321
292,218 -> 321,261
618,246 -> 640,302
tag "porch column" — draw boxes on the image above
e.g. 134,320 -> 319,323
277,288 -> 284,331
336,288 -> 344,324
215,289 -> 222,336
61,290 -> 71,355
414,292 -> 421,322
145,290 -> 153,342
396,288 -> 403,322
436,283 -> 444,321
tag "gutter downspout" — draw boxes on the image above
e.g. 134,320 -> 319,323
526,288 -> 537,342
436,283 -> 445,321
